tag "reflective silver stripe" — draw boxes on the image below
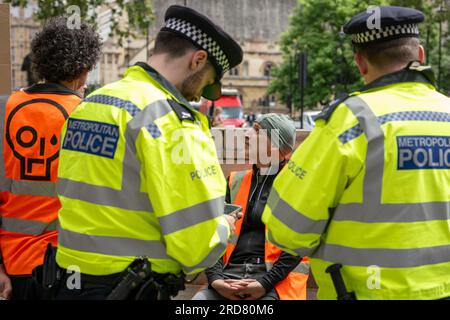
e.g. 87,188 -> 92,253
229,171 -> 246,203
159,196 -> 225,235
334,96 -> 388,219
112,100 -> 172,213
127,100 -> 172,142
58,227 -> 170,259
183,223 -> 228,273
0,177 -> 56,196
267,229 -> 318,257
1,217 -> 58,235
120,127 -> 153,208
344,96 -> 385,207
335,201 -> 450,223
315,243 -> 450,268
11,180 -> 56,197
0,177 -> 10,191
57,178 -> 152,212
268,189 -> 328,234
293,262 -> 310,274
228,233 -> 239,246
266,260 -> 309,274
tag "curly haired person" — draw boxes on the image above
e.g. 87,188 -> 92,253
0,16 -> 101,300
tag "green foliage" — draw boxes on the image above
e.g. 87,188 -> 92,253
5,0 -> 154,46
270,0 -> 450,110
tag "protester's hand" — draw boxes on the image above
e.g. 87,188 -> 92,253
224,211 -> 243,234
223,279 -> 250,290
211,279 -> 243,300
0,265 -> 12,300
237,279 -> 266,300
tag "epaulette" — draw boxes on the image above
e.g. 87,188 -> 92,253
167,99 -> 196,122
315,93 -> 349,122
407,61 -> 436,86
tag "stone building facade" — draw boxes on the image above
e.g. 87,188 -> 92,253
149,0 -> 297,113
8,0 -> 297,113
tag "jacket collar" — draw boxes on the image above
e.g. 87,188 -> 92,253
252,160 -> 287,177
23,82 -> 83,98
134,62 -> 192,108
361,61 -> 436,93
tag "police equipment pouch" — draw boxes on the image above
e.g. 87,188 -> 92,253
135,272 -> 186,300
31,243 -> 62,299
106,258 -> 152,300
107,258 -> 186,300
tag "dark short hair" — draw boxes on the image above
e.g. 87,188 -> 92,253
354,37 -> 420,68
31,16 -> 102,83
153,30 -> 200,58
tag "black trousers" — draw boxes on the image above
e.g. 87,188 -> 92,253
10,275 -> 43,300
55,272 -> 118,300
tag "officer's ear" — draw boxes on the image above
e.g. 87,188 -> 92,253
354,51 -> 368,76
418,45 -> 425,64
189,50 -> 208,73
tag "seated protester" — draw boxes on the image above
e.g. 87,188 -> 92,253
193,114 -> 309,300
0,17 -> 101,300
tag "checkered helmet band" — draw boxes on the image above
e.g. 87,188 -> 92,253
352,23 -> 419,44
164,18 -> 231,73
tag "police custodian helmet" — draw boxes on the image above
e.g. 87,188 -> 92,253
161,5 -> 243,100
343,6 -> 425,45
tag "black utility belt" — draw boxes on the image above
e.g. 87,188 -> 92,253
60,269 -> 121,286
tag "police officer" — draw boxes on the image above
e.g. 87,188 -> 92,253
54,5 -> 243,300
262,6 -> 450,300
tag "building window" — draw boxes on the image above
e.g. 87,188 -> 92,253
229,67 -> 239,77
243,61 -> 249,77
263,62 -> 274,77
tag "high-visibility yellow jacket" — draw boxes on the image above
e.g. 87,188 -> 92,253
56,62 -> 230,276
262,64 -> 450,300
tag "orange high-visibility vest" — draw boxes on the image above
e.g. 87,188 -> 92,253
223,169 -> 310,300
0,84 -> 81,275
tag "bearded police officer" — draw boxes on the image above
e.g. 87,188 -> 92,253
55,5 -> 243,300
263,6 -> 450,300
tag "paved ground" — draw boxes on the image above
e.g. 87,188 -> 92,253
173,284 -> 318,300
